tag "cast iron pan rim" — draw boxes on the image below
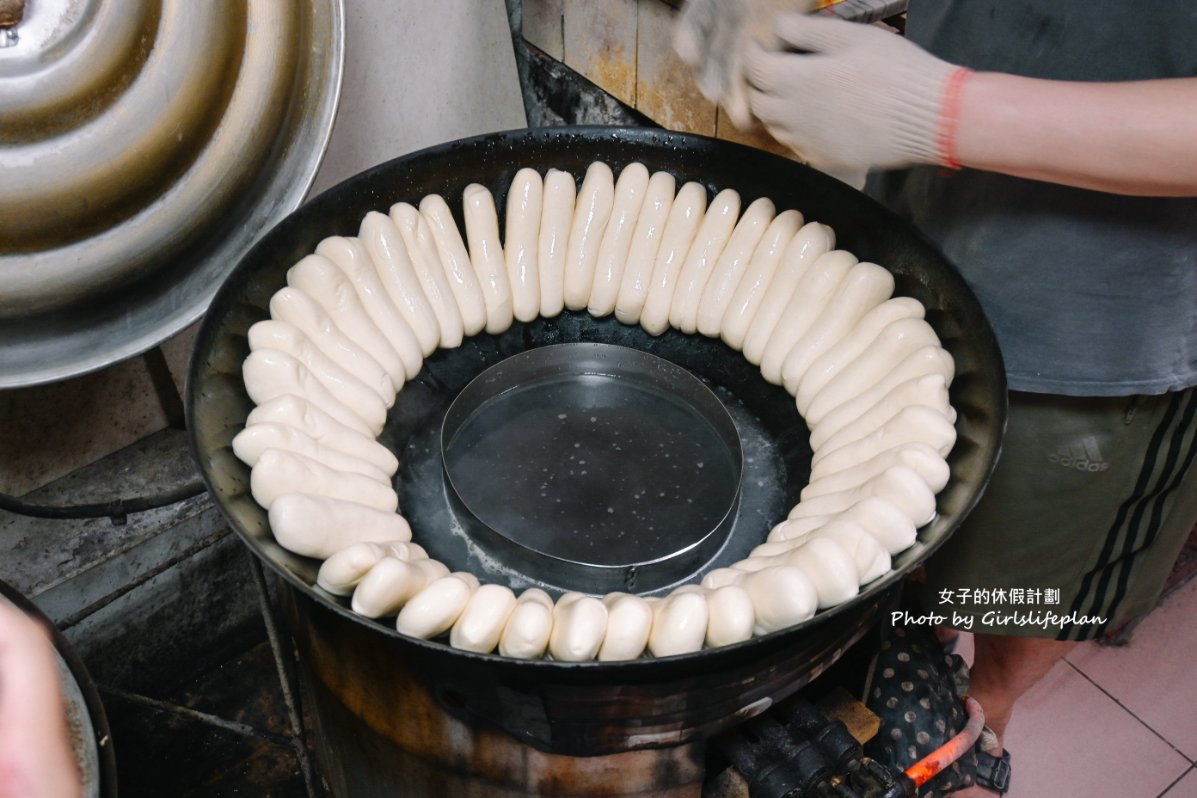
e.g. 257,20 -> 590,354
188,125 -> 1006,676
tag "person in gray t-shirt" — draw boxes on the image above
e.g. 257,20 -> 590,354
677,1 -> 1197,795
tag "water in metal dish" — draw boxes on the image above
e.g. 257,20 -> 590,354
444,371 -> 739,567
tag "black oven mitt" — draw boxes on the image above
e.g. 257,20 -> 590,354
863,619 -> 980,796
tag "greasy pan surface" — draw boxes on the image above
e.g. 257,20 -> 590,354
187,127 -> 1005,748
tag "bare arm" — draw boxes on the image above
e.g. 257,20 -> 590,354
738,11 -> 1197,196
957,74 -> 1197,197
0,604 -> 82,798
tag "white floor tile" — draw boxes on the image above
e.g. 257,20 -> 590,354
1067,578 -> 1197,760
1163,768 -> 1197,797
1000,660 -> 1189,798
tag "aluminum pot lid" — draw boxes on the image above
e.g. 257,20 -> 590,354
0,0 -> 344,387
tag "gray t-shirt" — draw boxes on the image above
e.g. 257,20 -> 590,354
868,0 -> 1197,396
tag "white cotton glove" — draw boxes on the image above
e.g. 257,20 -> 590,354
673,0 -> 816,128
746,13 -> 971,178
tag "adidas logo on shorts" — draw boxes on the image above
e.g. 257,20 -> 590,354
1047,436 -> 1110,472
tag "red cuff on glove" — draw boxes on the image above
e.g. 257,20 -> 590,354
936,67 -> 973,170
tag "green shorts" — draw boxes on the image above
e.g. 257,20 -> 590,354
920,386 -> 1197,641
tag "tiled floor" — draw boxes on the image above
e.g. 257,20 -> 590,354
956,577 -> 1197,797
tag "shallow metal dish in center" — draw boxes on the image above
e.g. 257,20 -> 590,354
441,342 -> 743,594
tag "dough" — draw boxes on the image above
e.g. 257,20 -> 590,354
267,494 -> 409,559
760,537 -> 859,609
748,536 -> 810,559
804,318 -> 945,426
639,181 -> 707,335
316,542 -> 388,596
410,557 -> 454,584
450,583 -> 518,653
384,541 -> 428,561
780,261 -> 895,396
358,211 -> 441,356
742,221 -> 835,364
248,320 -> 387,433
759,249 -> 858,385
834,497 -> 920,556
286,254 -> 413,388
268,286 -> 396,399
246,394 -> 398,476
803,441 -> 951,500
813,380 -> 952,461
809,519 -> 892,585
396,572 -> 478,639
700,567 -> 744,590
548,592 -> 608,662
537,168 -> 577,318
766,514 -> 829,543
563,162 -> 616,311
250,448 -> 398,513
351,556 -> 435,618
598,592 -> 654,661
316,541 -> 431,600
809,371 -> 952,452
462,183 -> 515,333
696,196 -> 776,337
790,465 -> 939,528
242,348 -> 373,437
315,235 -> 425,383
752,519 -> 889,587
669,188 -> 741,334
419,194 -> 489,336
812,346 -> 957,446
503,168 -> 544,323
589,162 -> 650,318
734,566 -> 819,634
233,422 -> 390,483
795,296 -> 925,414
811,404 -> 957,477
719,209 -> 805,350
614,170 -> 677,325
770,493 -> 922,553
499,588 -> 555,660
648,590 -> 709,657
701,584 -> 755,648
390,203 -> 466,348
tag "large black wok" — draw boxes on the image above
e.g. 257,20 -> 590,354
186,127 -> 1005,760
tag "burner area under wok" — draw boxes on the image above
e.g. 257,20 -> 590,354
441,343 -> 743,594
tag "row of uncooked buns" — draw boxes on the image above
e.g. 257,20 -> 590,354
312,539 -> 784,660
234,160 -> 957,660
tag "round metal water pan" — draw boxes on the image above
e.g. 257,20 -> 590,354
389,314 -> 811,601
441,342 -> 743,594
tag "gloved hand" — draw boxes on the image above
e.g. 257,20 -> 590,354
673,0 -> 816,128
746,13 -> 971,178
